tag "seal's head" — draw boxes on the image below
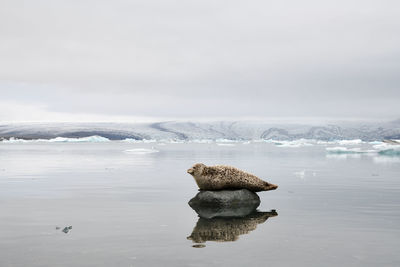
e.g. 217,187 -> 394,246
264,182 -> 278,191
187,163 -> 206,177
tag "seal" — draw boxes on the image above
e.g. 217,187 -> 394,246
187,163 -> 278,192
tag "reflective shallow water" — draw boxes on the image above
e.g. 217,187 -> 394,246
0,142 -> 399,266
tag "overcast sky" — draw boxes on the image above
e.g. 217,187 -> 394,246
0,0 -> 399,122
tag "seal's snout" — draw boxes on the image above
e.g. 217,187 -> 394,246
187,168 -> 194,175
269,184 -> 278,190
265,183 -> 278,191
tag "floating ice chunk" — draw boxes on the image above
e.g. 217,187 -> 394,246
368,141 -> 383,145
217,143 -> 236,147
373,143 -> 400,150
143,139 -> 157,143
190,139 -> 213,144
274,139 -> 314,148
379,150 -> 400,156
317,139 -> 364,145
326,147 -> 375,154
215,138 -> 239,143
327,147 -> 355,153
258,139 -> 315,147
316,140 -> 336,145
167,140 -> 186,144
48,136 -> 110,142
122,138 -> 139,143
294,170 -> 306,179
124,148 -> 159,154
260,139 -> 279,144
1,136 -> 110,143
1,137 -> 31,143
326,153 -> 361,160
337,139 -> 363,145
122,138 -> 157,143
373,143 -> 400,156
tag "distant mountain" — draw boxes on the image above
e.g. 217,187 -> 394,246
0,119 -> 399,141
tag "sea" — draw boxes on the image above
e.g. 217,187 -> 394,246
0,139 -> 399,266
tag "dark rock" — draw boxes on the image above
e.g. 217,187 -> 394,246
191,204 -> 260,219
62,226 -> 72,234
188,189 -> 260,219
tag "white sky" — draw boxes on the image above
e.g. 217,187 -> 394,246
0,0 -> 399,122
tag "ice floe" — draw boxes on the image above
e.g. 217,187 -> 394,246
122,138 -> 157,143
1,136 -> 110,143
49,136 -> 110,142
326,147 -> 375,154
216,143 -> 236,147
373,143 -> 400,156
273,139 -> 314,148
337,139 -> 363,145
215,138 -> 239,143
326,143 -> 400,156
189,139 -> 214,144
294,170 -> 306,179
124,148 -> 159,154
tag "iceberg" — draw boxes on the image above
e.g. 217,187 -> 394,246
217,143 -> 236,147
373,143 -> 400,156
1,135 -> 110,143
124,148 -> 159,154
337,139 -> 363,145
274,139 -> 314,148
326,147 -> 375,154
1,137 -> 32,143
48,136 -> 110,142
122,138 -> 157,143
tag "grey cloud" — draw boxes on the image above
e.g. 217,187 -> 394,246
0,0 -> 399,121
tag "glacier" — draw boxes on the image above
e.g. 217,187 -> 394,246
0,119 -> 399,142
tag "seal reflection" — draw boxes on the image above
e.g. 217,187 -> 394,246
187,210 -> 277,246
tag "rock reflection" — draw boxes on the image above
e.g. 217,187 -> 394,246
187,210 -> 277,244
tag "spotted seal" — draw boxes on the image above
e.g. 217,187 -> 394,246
187,163 -> 278,192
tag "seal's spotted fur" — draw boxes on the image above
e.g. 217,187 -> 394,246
187,163 -> 278,192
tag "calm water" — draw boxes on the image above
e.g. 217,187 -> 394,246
0,142 -> 399,266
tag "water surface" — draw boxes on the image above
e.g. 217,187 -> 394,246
0,142 -> 399,266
